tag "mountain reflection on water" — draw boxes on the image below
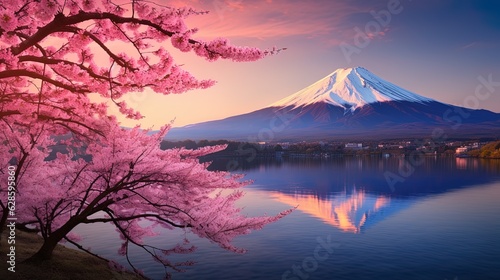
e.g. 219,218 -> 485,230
271,189 -> 392,233
73,156 -> 500,280
208,156 -> 500,235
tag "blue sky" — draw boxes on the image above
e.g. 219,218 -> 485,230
117,0 -> 500,128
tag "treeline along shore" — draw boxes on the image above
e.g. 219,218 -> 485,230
160,139 -> 500,160
44,137 -> 500,162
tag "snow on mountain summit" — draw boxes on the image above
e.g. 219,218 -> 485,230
270,67 -> 433,111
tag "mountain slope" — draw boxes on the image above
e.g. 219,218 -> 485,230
167,67 -> 500,141
270,67 -> 431,111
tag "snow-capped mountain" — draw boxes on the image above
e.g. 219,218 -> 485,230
270,67 -> 431,112
167,67 -> 500,141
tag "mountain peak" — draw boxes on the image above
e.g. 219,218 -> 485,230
270,67 -> 432,111
168,66 -> 500,141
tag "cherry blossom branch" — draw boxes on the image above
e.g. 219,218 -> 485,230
83,213 -> 192,229
18,55 -> 116,84
0,69 -> 90,93
37,114 -> 104,136
107,210 -> 187,278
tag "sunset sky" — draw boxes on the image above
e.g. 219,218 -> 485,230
116,0 -> 500,128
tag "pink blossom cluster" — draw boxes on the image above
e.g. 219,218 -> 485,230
0,0 -> 288,277
0,0 -> 270,126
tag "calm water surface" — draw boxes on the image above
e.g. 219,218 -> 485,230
73,157 -> 500,280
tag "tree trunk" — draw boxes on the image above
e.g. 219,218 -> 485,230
24,217 -> 81,263
24,235 -> 61,262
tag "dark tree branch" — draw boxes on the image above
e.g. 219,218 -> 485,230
9,11 -> 218,60
83,212 -> 191,229
18,56 -> 118,84
63,236 -> 109,262
58,25 -> 134,69
0,69 -> 90,93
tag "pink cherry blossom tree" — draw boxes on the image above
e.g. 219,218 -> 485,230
0,0 -> 288,277
19,123 -> 291,276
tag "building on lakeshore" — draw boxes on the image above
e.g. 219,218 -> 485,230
345,143 -> 363,150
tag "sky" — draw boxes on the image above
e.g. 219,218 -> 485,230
114,0 -> 500,128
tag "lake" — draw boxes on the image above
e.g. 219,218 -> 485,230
72,156 -> 500,280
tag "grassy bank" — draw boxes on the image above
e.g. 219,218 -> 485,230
0,230 -> 142,280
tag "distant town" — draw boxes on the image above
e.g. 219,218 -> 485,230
160,138 -> 500,159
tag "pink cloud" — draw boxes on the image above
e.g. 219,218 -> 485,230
151,0 -> 399,50
163,0 -> 363,42
366,27 -> 390,40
